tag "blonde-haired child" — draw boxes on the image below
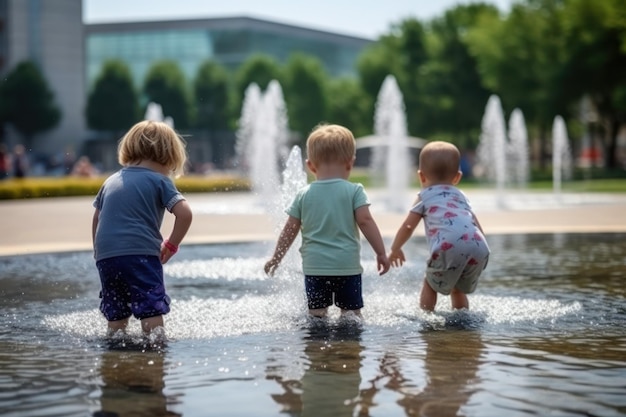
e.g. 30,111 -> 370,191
92,120 -> 193,337
265,123 -> 390,319
388,141 -> 489,311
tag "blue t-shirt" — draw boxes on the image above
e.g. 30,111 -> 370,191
93,166 -> 185,261
287,179 -> 369,276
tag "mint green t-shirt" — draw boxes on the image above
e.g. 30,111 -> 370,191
286,179 -> 369,276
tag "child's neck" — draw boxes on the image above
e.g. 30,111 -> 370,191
135,160 -> 170,176
314,164 -> 350,181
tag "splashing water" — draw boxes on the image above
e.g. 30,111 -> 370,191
240,81 -> 290,210
477,95 -> 507,207
372,75 -> 412,212
235,83 -> 262,173
144,102 -> 174,128
507,108 -> 529,188
552,115 -> 573,196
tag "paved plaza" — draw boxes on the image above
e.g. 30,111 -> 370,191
0,189 -> 625,256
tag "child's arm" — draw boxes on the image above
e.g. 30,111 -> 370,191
264,215 -> 301,276
92,209 -> 99,258
161,199 -> 193,264
355,205 -> 390,275
389,211 -> 422,267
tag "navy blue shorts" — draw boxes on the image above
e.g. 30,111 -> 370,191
304,275 -> 363,310
96,255 -> 170,321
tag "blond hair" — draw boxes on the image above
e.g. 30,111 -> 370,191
118,121 -> 187,178
419,141 -> 461,183
306,123 -> 356,165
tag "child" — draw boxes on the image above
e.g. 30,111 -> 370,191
92,120 -> 193,337
388,141 -> 489,311
264,123 -> 390,319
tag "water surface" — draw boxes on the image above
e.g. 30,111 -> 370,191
1,233 -> 625,416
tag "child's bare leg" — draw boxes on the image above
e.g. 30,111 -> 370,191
107,318 -> 129,335
340,308 -> 362,318
420,281 -> 438,311
141,315 -> 164,334
450,288 -> 469,310
308,308 -> 328,318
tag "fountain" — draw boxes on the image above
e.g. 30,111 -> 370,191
235,83 -> 262,173
236,81 -> 290,211
552,115 -> 573,197
507,108 -> 529,188
476,95 -> 508,207
144,101 -> 174,127
369,75 -> 419,212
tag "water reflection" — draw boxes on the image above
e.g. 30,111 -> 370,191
269,322 -> 364,416
94,345 -> 181,417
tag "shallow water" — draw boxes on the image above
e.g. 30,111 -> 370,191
1,233 -> 625,417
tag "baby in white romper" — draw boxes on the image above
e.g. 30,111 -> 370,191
388,141 -> 490,311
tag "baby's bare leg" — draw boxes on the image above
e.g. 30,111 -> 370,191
340,308 -> 362,318
450,288 -> 469,310
141,315 -> 164,334
308,308 -> 328,318
107,318 -> 129,335
420,281 -> 438,311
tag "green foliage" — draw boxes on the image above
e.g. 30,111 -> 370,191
283,54 -> 329,144
0,61 -> 61,145
193,60 -> 232,131
143,60 -> 191,129
235,54 -> 282,107
357,35 -> 403,123
326,78 -> 371,138
422,4 -> 497,147
86,59 -> 139,132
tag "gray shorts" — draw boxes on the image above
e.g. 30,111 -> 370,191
425,247 -> 489,295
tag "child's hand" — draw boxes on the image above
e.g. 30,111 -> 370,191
377,254 -> 391,276
264,259 -> 280,276
160,245 -> 174,264
388,249 -> 406,268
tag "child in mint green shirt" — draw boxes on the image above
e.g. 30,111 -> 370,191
264,123 -> 390,318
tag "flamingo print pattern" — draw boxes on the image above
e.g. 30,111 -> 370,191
411,185 -> 490,295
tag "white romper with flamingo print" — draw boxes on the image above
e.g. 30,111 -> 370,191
411,185 -> 490,295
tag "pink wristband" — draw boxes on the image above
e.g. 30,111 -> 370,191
163,239 -> 178,254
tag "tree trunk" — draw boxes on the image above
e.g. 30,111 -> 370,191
606,119 -> 620,169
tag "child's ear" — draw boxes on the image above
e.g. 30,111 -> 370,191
418,170 -> 427,184
306,159 -> 316,173
452,170 -> 463,185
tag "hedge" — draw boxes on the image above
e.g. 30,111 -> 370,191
0,175 -> 251,200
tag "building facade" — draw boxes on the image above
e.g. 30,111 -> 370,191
85,17 -> 371,90
0,0 -> 85,165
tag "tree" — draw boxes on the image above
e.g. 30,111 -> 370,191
560,0 -> 626,168
283,54 -> 329,145
465,1 -> 569,165
357,34 -> 403,131
423,4 -> 497,147
143,60 -> 191,129
234,54 -> 282,116
193,60 -> 233,166
194,60 -> 231,130
396,18 -> 429,137
86,59 -> 139,133
0,61 -> 60,146
326,77 -> 371,138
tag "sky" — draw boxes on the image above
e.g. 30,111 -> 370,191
83,0 -> 515,39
